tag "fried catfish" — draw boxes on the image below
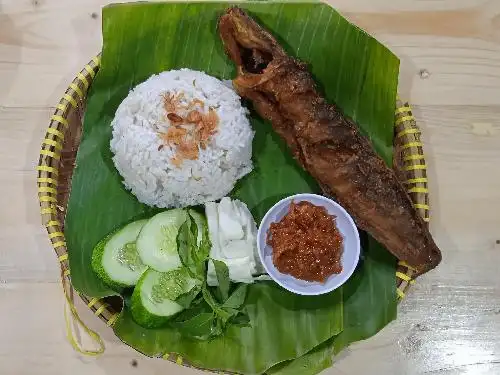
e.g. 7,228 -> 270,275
218,7 -> 441,276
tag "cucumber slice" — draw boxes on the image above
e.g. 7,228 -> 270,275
130,268 -> 197,328
136,209 -> 188,272
91,219 -> 148,290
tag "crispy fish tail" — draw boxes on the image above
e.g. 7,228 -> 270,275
218,7 -> 442,276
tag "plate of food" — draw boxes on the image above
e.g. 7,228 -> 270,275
37,2 -> 441,374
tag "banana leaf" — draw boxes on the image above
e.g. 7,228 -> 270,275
267,336 -> 338,375
65,1 -> 399,374
116,282 -> 342,374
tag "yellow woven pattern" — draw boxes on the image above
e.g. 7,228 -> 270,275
403,154 -> 425,162
395,106 -> 411,114
51,115 -> 69,128
38,177 -> 58,185
39,187 -> 58,195
401,141 -> 424,150
46,127 -> 65,140
405,177 -> 427,184
42,138 -> 63,151
396,128 -> 419,138
77,72 -> 90,90
63,93 -> 78,108
37,56 -> 107,357
393,101 -> 430,299
69,83 -> 84,100
40,196 -> 57,203
53,241 -> 66,248
41,206 -> 56,215
106,313 -> 119,327
395,115 -> 414,125
84,64 -> 96,79
40,149 -> 61,160
56,103 -> 68,112
37,55 -> 429,361
408,187 -> 429,194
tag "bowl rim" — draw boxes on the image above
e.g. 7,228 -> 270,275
257,193 -> 361,296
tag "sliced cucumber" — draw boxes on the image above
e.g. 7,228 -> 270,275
91,219 -> 148,290
130,268 -> 198,328
136,209 -> 188,272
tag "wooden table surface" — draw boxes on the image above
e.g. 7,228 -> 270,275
1,0 -> 499,374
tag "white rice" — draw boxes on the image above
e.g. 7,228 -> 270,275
110,69 -> 254,208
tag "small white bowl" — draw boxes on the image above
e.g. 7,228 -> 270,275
257,193 -> 360,296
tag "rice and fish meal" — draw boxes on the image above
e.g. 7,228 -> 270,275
91,7 -> 441,332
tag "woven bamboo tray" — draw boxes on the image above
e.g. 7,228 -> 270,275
37,56 -> 428,359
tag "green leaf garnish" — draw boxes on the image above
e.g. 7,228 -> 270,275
223,284 -> 248,310
212,259 -> 230,301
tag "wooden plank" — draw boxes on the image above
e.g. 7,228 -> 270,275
0,283 -> 195,375
1,1 -> 500,106
0,107 -> 53,171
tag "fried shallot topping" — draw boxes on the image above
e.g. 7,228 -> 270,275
158,91 -> 219,167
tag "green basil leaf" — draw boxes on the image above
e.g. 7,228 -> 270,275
189,214 -> 198,249
175,285 -> 202,309
222,307 -> 240,317
176,219 -> 191,271
171,312 -> 215,341
198,225 -> 211,261
177,216 -> 206,279
223,284 -> 248,310
211,259 -> 230,301
211,317 -> 224,338
202,283 -> 232,323
231,312 -> 251,328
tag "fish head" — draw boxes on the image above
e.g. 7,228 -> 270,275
218,7 -> 286,77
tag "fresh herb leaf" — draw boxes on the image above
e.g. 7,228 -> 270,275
201,283 -> 218,310
175,285 -> 202,309
171,312 -> 215,340
176,218 -> 246,340
210,317 -> 223,337
223,284 -> 248,310
176,219 -> 192,272
177,216 -> 205,279
231,312 -> 251,328
211,259 -> 230,301
172,299 -> 210,322
198,224 -> 211,261
189,213 -> 198,245
202,283 -> 233,323
221,307 -> 240,317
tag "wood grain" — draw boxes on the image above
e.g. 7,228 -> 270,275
0,0 -> 499,374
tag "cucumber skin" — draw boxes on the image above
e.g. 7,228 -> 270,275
91,220 -> 148,291
91,233 -> 129,292
130,271 -> 180,329
130,284 -> 170,329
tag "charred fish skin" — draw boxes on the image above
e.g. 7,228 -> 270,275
218,7 -> 441,276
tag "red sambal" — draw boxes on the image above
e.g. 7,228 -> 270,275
267,201 -> 343,283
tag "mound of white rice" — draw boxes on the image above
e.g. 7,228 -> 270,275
110,69 -> 254,208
